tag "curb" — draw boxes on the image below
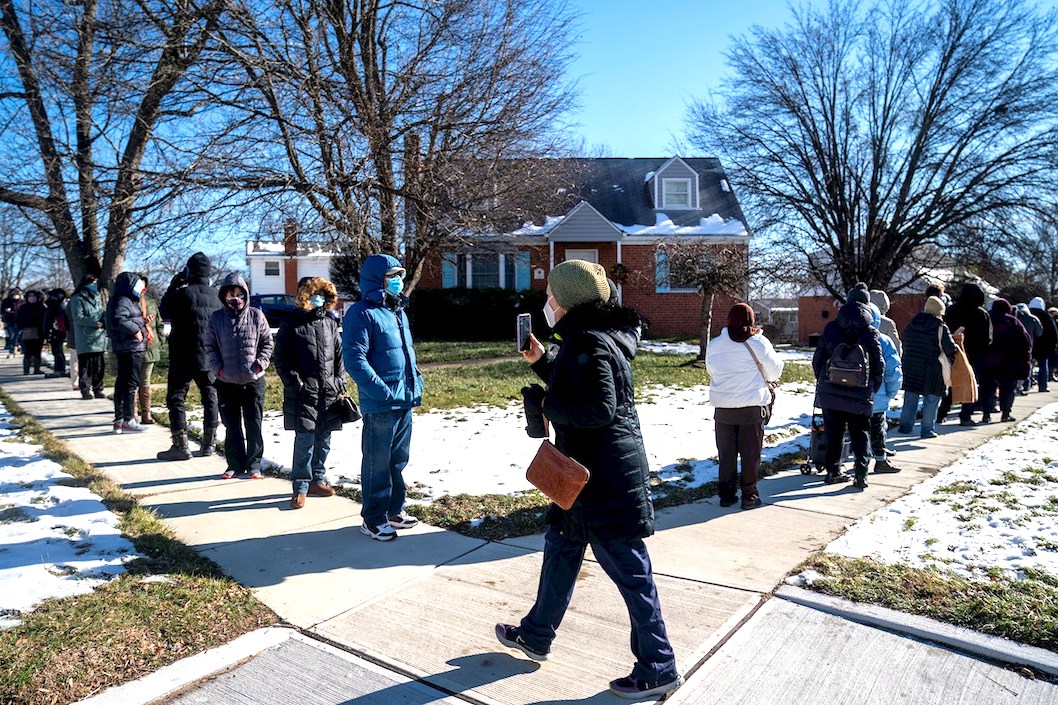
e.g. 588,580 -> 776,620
775,585 -> 1058,677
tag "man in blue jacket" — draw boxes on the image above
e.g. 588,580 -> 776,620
343,254 -> 424,541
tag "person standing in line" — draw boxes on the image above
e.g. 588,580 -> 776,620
898,296 -> 956,439
1014,303 -> 1041,395
66,293 -> 79,390
1027,296 -> 1055,393
157,253 -> 222,460
496,260 -> 681,700
870,289 -> 902,356
205,273 -> 273,479
981,298 -> 1031,423
938,283 -> 992,426
1048,307 -> 1058,384
812,283 -> 884,489
343,254 -> 423,541
69,275 -> 107,399
2,287 -> 23,356
43,289 -> 70,378
106,272 -> 148,434
15,289 -> 47,375
137,275 -> 165,425
868,303 -> 903,473
705,303 -> 784,510
275,277 -> 345,509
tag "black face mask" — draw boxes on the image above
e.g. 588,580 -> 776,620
225,299 -> 244,312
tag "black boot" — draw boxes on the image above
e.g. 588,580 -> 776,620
22,357 -> 29,375
199,426 -> 217,457
156,431 -> 192,461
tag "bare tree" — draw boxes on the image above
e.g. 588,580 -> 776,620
686,0 -> 1058,298
0,210 -> 38,294
0,0 -> 228,285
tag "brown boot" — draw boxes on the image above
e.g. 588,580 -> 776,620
138,387 -> 155,424
307,481 -> 335,497
290,492 -> 306,509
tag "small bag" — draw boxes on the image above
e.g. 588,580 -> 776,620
937,325 -> 952,387
743,341 -> 777,424
332,395 -> 361,424
950,329 -> 978,405
826,341 -> 869,388
526,440 -> 590,510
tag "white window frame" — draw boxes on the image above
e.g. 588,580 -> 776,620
563,248 -> 599,263
661,178 -> 693,210
264,260 -> 280,276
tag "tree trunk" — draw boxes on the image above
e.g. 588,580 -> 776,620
698,289 -> 715,360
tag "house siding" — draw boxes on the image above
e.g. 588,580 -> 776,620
653,160 -> 699,209
548,204 -> 620,242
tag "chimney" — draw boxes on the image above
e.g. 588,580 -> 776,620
283,220 -> 298,256
283,220 -> 299,295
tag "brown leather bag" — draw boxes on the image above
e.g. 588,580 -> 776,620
526,440 -> 590,510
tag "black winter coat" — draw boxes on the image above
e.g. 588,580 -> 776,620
944,284 -> 992,368
530,303 -> 653,544
1028,307 -> 1057,361
984,302 -> 1031,383
106,273 -> 147,354
813,301 -> 884,416
901,313 -> 957,397
274,307 -> 347,434
14,294 -> 46,340
160,252 -> 221,372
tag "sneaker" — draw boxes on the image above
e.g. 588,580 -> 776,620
82,392 -> 93,400
494,623 -> 551,662
247,469 -> 263,479
741,495 -> 762,510
980,415 -> 992,424
824,471 -> 850,485
873,459 -> 902,474
307,481 -> 336,497
220,469 -> 236,479
112,421 -> 123,435
1001,415 -> 1016,422
388,512 -> 419,529
853,476 -> 868,489
120,418 -> 145,433
959,419 -> 977,427
608,674 -> 684,700
93,391 -> 106,399
884,448 -> 896,457
921,430 -> 939,439
360,521 -> 397,542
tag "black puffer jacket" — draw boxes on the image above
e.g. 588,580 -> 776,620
984,300 -> 1031,383
14,290 -> 46,340
901,312 -> 957,397
530,302 -> 653,543
944,284 -> 992,368
812,300 -> 884,415
106,272 -> 147,354
275,306 -> 346,434
160,252 -> 221,371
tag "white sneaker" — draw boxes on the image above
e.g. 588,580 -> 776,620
360,521 -> 397,542
112,421 -> 123,434
120,418 -> 146,433
387,513 -> 419,529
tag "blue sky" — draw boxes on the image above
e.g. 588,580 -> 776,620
568,0 -> 808,157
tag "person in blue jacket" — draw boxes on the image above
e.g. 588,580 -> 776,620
342,254 -> 424,541
868,303 -> 903,474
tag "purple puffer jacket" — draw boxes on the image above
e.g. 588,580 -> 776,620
205,273 -> 273,384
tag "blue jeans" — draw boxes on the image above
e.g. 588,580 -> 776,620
5,325 -> 19,353
1038,358 -> 1050,392
360,409 -> 413,526
292,427 -> 332,494
520,526 -> 678,683
899,392 -> 941,437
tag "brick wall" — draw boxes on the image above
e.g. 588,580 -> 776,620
798,293 -> 928,344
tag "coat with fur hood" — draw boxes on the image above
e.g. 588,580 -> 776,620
274,279 -> 346,434
813,299 -> 885,416
160,252 -> 221,372
530,302 -> 654,544
205,274 -> 273,385
105,273 -> 147,354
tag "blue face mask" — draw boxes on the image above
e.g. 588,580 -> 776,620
309,294 -> 325,308
384,277 -> 403,297
86,283 -> 98,293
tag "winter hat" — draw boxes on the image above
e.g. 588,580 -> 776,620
1029,296 -> 1047,310
726,303 -> 758,343
846,282 -> 870,305
991,297 -> 1012,316
1016,302 -> 1030,315
869,289 -> 891,314
547,260 -> 609,310
924,295 -> 945,316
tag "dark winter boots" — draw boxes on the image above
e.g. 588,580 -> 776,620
199,425 -> 217,457
157,431 -> 192,461
138,387 -> 155,424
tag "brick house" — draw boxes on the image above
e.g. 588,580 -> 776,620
415,156 -> 751,338
245,222 -> 334,297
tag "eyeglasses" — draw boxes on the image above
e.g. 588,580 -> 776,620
228,294 -> 246,301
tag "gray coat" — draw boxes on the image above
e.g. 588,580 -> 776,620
205,273 -> 273,384
69,287 -> 107,354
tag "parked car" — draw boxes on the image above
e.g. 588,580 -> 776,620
250,293 -> 298,327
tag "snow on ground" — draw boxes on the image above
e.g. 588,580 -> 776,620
638,340 -> 814,362
822,403 -> 1058,582
0,403 -> 138,629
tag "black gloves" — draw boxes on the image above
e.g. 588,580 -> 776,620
521,383 -> 548,438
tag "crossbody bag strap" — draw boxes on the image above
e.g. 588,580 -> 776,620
742,340 -> 777,400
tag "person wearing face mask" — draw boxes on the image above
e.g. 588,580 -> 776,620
205,273 -> 273,479
106,272 -> 148,433
43,288 -> 70,378
495,260 -> 682,701
342,254 -> 424,541
275,277 -> 347,509
2,287 -> 23,357
69,275 -> 107,399
15,289 -> 47,375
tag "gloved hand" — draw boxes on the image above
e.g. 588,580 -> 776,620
521,383 -> 548,438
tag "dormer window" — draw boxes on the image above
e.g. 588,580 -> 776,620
662,178 -> 692,209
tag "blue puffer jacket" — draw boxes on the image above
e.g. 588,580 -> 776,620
342,254 -> 423,414
106,272 -> 147,354
870,304 -> 903,414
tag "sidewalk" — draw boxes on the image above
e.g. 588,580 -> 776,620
3,357 -> 1057,704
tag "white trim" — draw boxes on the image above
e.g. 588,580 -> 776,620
563,248 -> 599,263
616,240 -> 623,305
498,253 -> 506,289
661,178 -> 693,210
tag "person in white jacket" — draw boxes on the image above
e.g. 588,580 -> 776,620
705,304 -> 784,510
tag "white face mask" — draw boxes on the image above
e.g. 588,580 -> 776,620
542,299 -> 558,328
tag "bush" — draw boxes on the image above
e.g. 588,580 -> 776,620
409,287 -> 547,341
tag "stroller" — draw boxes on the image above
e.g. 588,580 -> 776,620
800,410 -> 850,475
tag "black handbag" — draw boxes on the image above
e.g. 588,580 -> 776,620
332,395 -> 361,424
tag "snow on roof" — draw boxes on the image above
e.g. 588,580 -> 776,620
246,240 -> 337,257
510,215 -> 565,236
621,213 -> 748,237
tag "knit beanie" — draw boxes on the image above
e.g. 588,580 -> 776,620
846,282 -> 870,305
924,295 -> 945,316
548,260 -> 609,310
726,303 -> 757,343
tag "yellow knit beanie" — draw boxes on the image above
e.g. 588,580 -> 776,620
548,260 -> 609,310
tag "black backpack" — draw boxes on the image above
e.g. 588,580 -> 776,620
827,340 -> 869,388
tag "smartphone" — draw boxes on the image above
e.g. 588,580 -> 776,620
516,313 -> 533,352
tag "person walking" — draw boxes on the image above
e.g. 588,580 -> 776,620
868,303 -> 903,472
495,260 -> 682,700
205,273 -> 273,479
137,275 -> 165,425
938,283 -> 992,426
705,303 -> 784,510
342,254 -> 423,541
2,287 -> 23,356
106,272 -> 149,434
812,283 -> 884,489
1027,296 -> 1056,393
981,298 -> 1031,423
69,275 -> 107,399
1014,303 -> 1041,395
157,253 -> 222,460
43,288 -> 69,378
898,296 -> 956,439
15,289 -> 46,375
275,277 -> 346,509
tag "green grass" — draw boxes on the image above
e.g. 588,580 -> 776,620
0,389 -> 275,705
800,553 -> 1058,652
415,340 -> 520,364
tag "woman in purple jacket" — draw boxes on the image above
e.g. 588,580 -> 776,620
205,273 -> 274,479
